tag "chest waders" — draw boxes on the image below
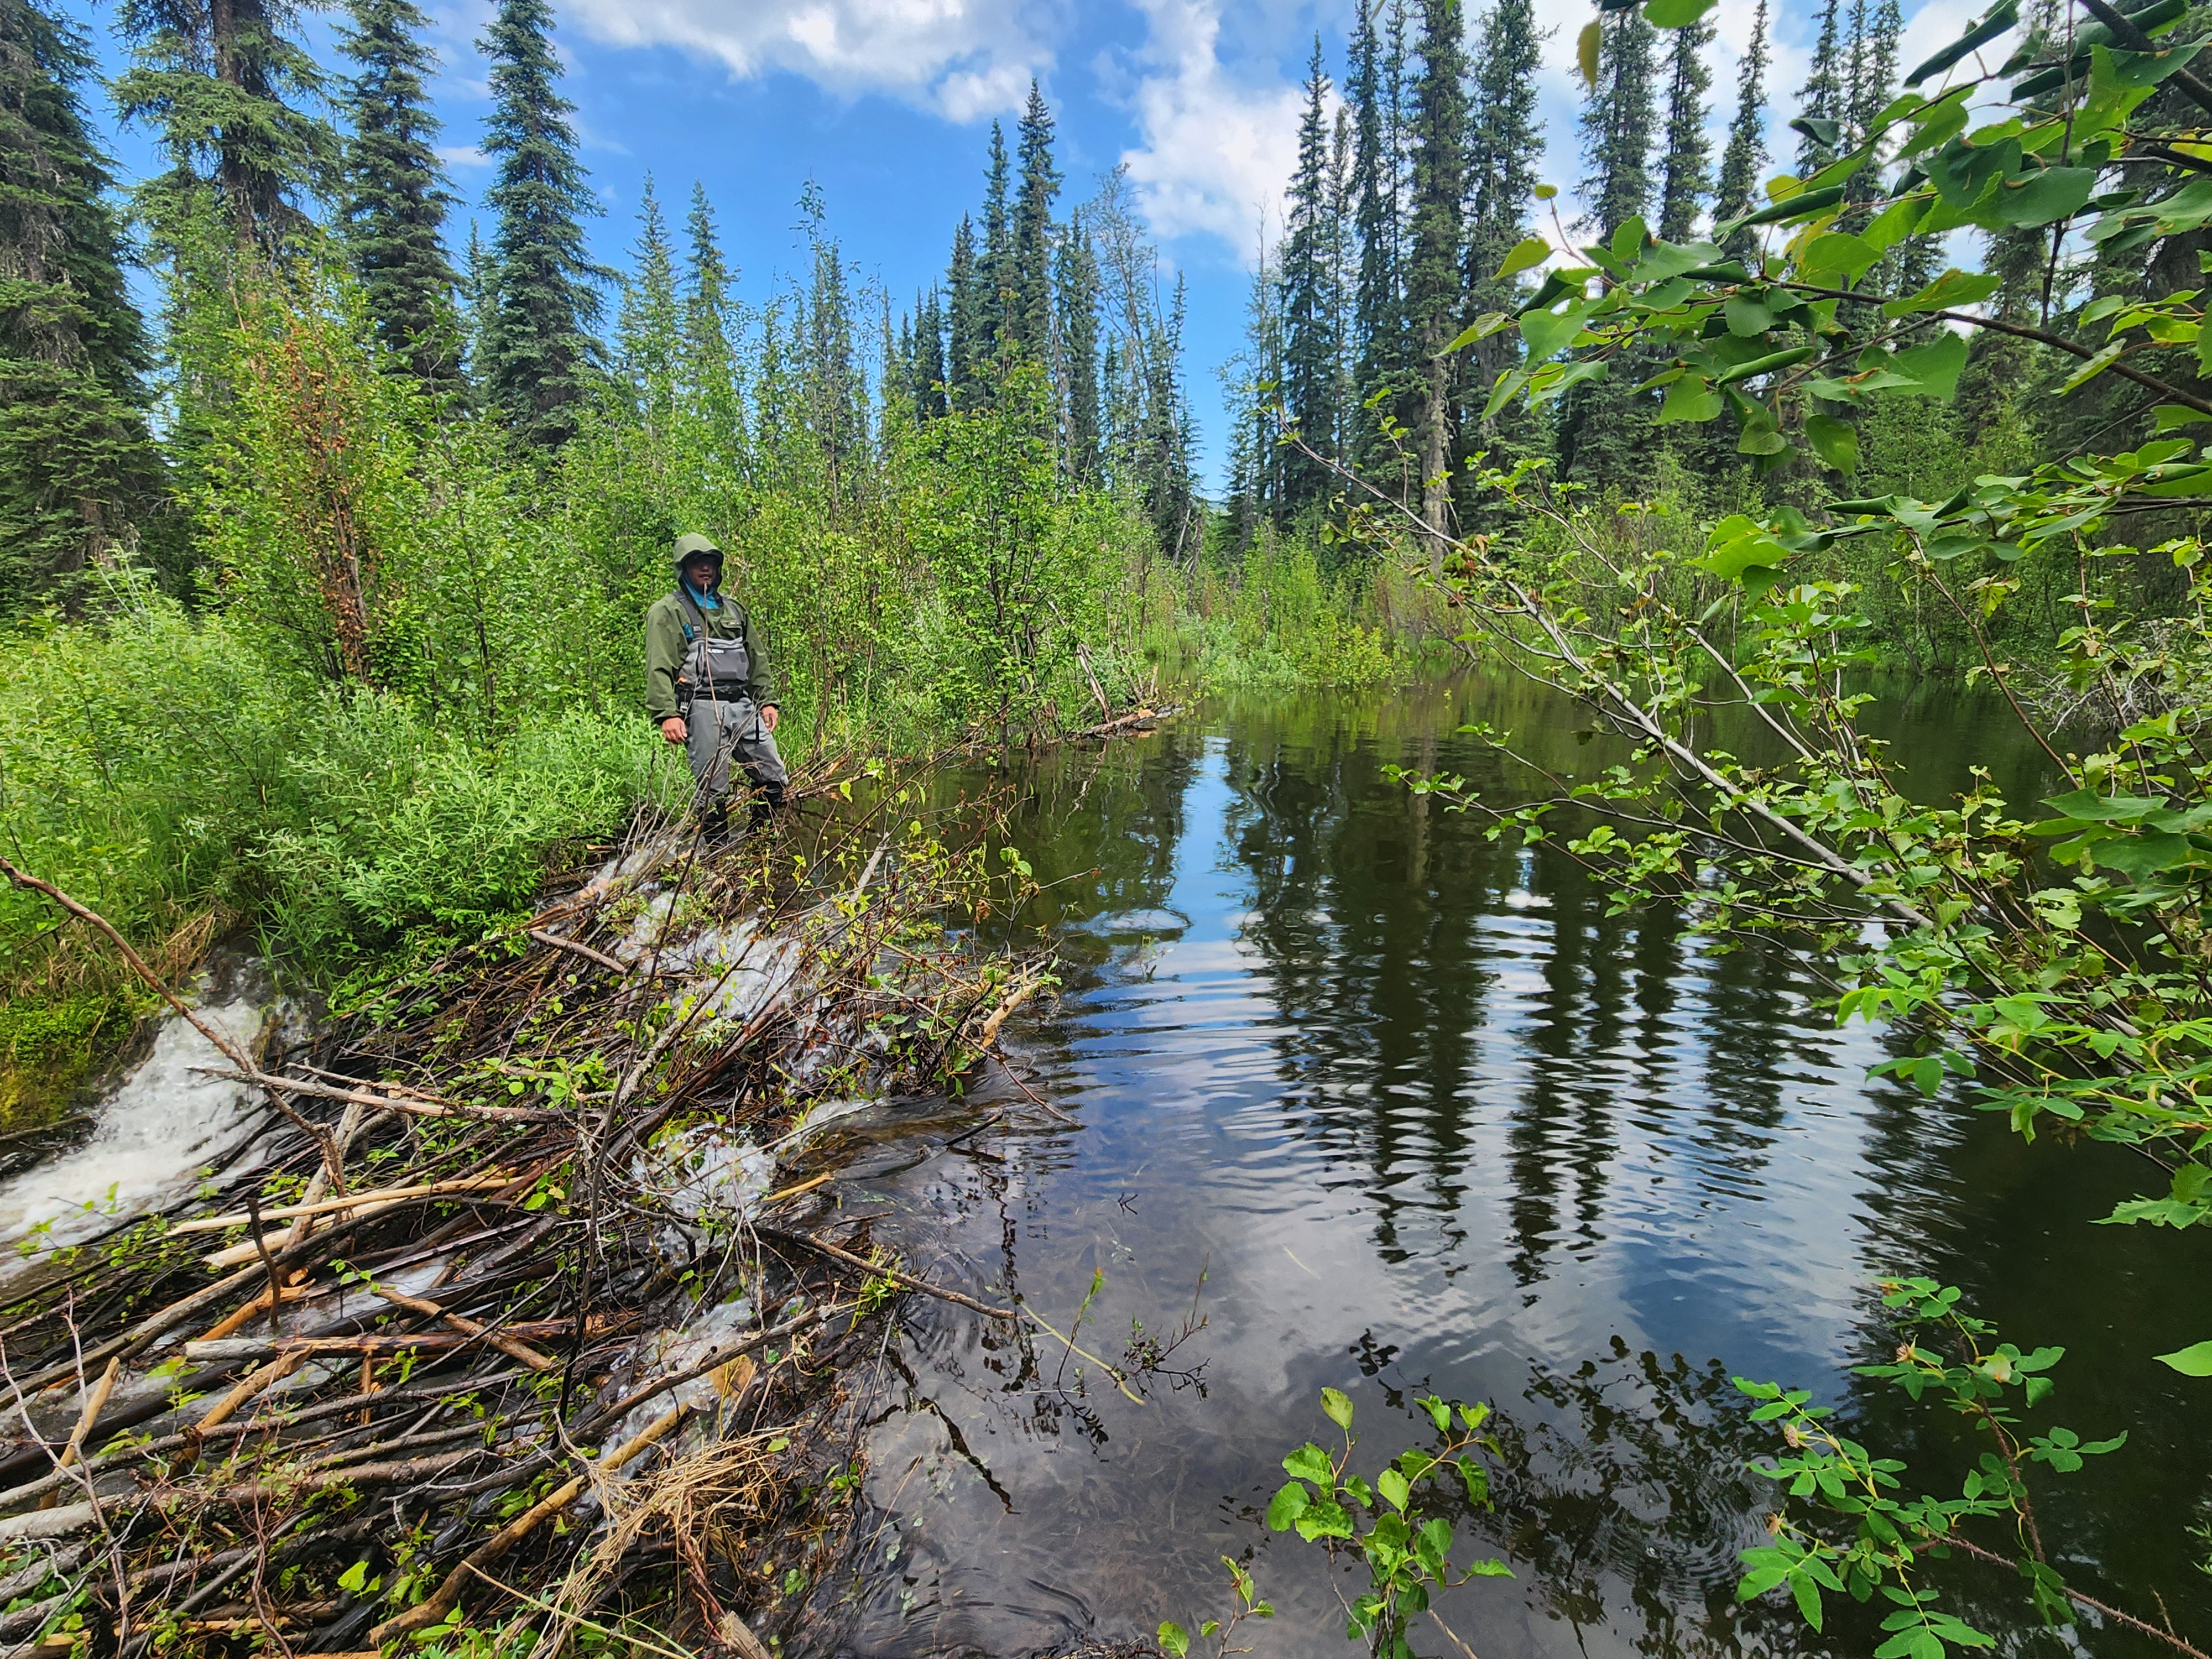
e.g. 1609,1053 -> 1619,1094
674,590 -> 788,838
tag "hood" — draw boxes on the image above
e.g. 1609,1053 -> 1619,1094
672,531 -> 724,588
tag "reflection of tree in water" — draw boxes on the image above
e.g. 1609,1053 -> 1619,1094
1206,694 -> 1865,1290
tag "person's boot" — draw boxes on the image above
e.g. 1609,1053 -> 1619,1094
745,782 -> 785,834
700,801 -> 731,847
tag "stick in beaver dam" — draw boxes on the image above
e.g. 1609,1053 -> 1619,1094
0,774 -> 1062,1655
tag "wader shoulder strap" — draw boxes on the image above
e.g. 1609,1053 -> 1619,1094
675,588 -> 711,641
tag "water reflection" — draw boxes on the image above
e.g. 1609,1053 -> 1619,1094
828,680 -> 2212,1659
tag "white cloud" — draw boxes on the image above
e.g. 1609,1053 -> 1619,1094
1116,0 -> 1309,258
556,0 -> 1056,119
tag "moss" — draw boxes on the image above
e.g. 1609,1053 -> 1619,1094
0,987 -> 143,1130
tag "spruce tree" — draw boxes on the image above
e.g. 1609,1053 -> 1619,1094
337,0 -> 458,387
1460,0 -> 1545,476
1326,104 -> 1357,466
0,0 -> 167,609
1797,0 -> 1845,174
1656,14 -> 1714,244
946,215 -> 984,412
1713,0 -> 1769,264
1349,0 -> 1401,462
114,0 -> 335,244
478,0 -> 604,449
617,175 -> 678,427
1579,8 -> 1660,241
1404,0 -> 1465,551
1057,220 -> 1100,479
978,123 -> 1012,367
682,182 -> 742,451
913,288 -> 948,421
1464,0 -> 1543,296
1561,8 -> 1661,487
462,220 -> 494,384
1280,37 -> 1340,513
1009,82 -> 1059,360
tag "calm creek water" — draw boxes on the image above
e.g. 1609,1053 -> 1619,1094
829,677 -> 2212,1659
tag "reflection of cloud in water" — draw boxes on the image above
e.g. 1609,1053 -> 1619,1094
837,691 -> 2077,1659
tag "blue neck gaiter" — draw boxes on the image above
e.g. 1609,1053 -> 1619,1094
682,580 -> 721,611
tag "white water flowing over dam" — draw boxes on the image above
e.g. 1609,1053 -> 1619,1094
0,984 -> 279,1257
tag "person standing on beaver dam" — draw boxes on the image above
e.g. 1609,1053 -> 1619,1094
645,532 -> 787,841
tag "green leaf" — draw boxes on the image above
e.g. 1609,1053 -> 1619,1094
1716,345 -> 1817,385
337,1559 -> 370,1595
1492,236 -> 1551,282
1464,1559 -> 1515,1577
1806,413 -> 1861,473
1517,298 -> 1590,361
1990,166 -> 2096,228
1267,1480 -> 1313,1530
1730,184 -> 1847,231
1697,515 -> 1792,582
1882,268 -> 2002,318
1905,0 -> 2018,86
1321,1386 -> 1355,1431
1420,1395 -> 1452,1434
1377,1468 -> 1411,1511
1656,375 -> 1723,424
1443,312 -> 1511,356
1791,1569 -> 1826,1632
2157,1340 -> 2212,1376
1892,331 -> 1968,400
1799,232 -> 1882,280
1577,19 -> 1601,90
2060,340 -> 2126,395
1642,0 -> 1715,22
1296,1499 -> 1355,1542
1284,1443 -> 1333,1482
1159,1621 -> 1190,1658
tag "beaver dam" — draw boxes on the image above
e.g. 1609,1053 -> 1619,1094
0,764 -> 1089,1657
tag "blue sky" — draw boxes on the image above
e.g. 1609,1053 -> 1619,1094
67,0 -> 1983,490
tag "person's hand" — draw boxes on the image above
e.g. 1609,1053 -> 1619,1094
661,716 -> 687,745
760,703 -> 780,733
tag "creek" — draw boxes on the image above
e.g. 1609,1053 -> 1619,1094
834,676 -> 2212,1659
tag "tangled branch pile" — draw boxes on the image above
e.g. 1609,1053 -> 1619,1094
0,768 -> 1048,1657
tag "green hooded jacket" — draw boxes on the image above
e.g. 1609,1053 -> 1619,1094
644,582 -> 775,722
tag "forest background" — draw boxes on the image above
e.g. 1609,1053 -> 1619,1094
0,0 -> 2161,1114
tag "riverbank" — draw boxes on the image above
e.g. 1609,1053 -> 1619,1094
0,778 -> 1060,1656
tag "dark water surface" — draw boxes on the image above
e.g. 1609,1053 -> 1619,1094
829,679 -> 2212,1659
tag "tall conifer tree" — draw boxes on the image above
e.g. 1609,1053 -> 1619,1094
338,0 -> 457,387
1404,0 -> 1465,550
978,123 -> 1012,367
1460,0 -> 1545,472
1057,219 -> 1100,479
0,0 -> 166,608
682,182 -> 742,451
1009,84 -> 1058,360
1713,0 -> 1769,264
1657,14 -> 1714,244
912,288 -> 947,421
478,0 -> 603,448
1797,0 -> 1845,173
1562,8 -> 1661,486
1579,9 -> 1660,241
116,0 -> 335,244
1280,38 -> 1340,513
617,175 -> 677,427
1349,0 -> 1400,461
946,214 -> 984,411
1464,0 -> 1543,296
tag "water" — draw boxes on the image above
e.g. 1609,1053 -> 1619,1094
834,677 -> 2212,1659
0,968 -> 280,1260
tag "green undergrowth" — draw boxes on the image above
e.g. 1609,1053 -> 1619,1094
0,595 -> 680,1005
0,985 -> 144,1130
